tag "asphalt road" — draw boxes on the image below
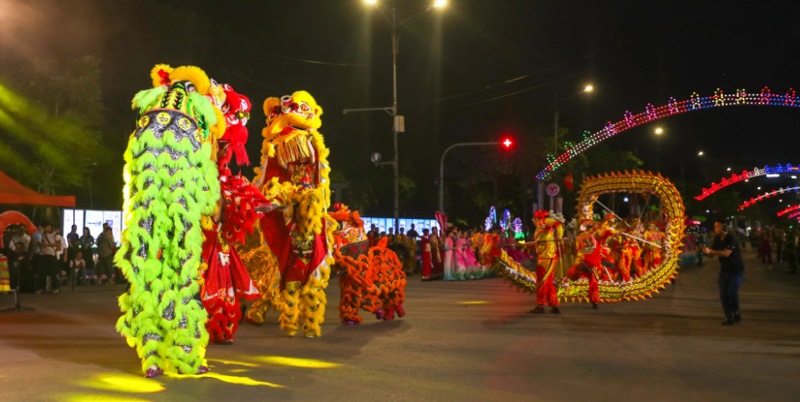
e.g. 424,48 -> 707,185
1,248 -> 799,402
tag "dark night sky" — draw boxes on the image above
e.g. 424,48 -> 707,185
3,0 -> 800,218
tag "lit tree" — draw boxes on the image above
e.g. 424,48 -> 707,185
0,56 -> 106,196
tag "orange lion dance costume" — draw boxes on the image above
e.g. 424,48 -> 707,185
329,203 -> 407,325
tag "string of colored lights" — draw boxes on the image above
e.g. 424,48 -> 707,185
776,204 -> 800,217
695,163 -> 800,200
536,86 -> 798,180
737,186 -> 800,211
787,210 -> 800,220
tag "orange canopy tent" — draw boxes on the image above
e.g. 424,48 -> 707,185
0,171 -> 75,207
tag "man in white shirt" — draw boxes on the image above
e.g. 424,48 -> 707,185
36,222 -> 62,294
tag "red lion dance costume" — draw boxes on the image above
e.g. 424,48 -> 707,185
329,203 -> 406,325
250,91 -> 334,338
530,210 -> 564,314
200,83 -> 264,344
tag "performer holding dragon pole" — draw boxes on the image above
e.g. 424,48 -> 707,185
530,210 -> 564,314
568,220 -> 602,309
116,65 -> 223,378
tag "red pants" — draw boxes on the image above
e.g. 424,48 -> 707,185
535,258 -> 558,307
421,252 -> 431,277
587,271 -> 599,304
618,252 -> 634,282
580,261 -> 601,304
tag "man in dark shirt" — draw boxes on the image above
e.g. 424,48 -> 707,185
66,224 -> 81,264
701,220 -> 745,326
406,224 -> 419,242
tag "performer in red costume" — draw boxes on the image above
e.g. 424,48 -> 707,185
640,222 -> 664,276
530,211 -> 564,314
420,229 -> 432,280
569,220 -> 602,309
200,83 -> 263,344
594,213 -> 619,281
254,91 -> 332,337
615,218 -> 642,282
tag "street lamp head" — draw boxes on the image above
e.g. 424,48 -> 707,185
654,127 -> 664,135
370,152 -> 382,164
584,84 -> 594,93
697,150 -> 704,156
433,0 -> 448,8
363,0 -> 378,5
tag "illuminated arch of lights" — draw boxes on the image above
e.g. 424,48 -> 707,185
776,204 -> 800,217
737,186 -> 800,211
695,163 -> 800,200
536,86 -> 799,180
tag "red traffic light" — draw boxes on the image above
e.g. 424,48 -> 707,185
500,136 -> 514,150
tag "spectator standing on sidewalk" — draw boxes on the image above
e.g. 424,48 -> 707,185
759,227 -> 773,267
95,227 -> 117,284
701,220 -> 745,326
36,222 -> 61,294
774,226 -> 785,263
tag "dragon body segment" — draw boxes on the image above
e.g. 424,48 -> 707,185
496,171 -> 685,304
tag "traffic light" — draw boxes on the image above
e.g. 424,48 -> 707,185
500,135 -> 514,150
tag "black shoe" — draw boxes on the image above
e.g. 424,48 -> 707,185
721,318 -> 735,326
591,303 -> 598,310
733,311 -> 741,323
550,306 -> 561,314
530,306 -> 545,314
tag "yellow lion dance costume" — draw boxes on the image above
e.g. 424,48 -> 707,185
245,91 -> 335,338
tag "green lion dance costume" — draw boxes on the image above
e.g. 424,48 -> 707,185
116,64 -> 224,378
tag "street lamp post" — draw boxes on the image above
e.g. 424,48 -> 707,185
540,84 -> 594,211
345,1 -> 446,234
439,141 -> 500,213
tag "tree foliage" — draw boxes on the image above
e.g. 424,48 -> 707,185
0,56 -> 107,194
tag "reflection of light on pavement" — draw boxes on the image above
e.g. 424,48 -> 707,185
65,394 -> 152,402
458,301 -> 490,305
255,356 -> 342,368
78,374 -> 165,393
207,358 -> 259,368
174,372 -> 284,388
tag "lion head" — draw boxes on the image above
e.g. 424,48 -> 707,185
262,90 -> 323,140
